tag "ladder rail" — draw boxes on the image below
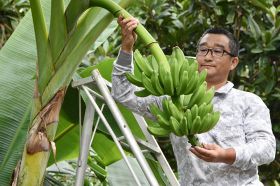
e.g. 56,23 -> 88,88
82,85 -> 142,186
133,114 -> 180,186
72,69 -> 179,186
75,99 -> 95,186
91,70 -> 159,186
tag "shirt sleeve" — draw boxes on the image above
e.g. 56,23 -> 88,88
111,50 -> 166,120
231,94 -> 276,170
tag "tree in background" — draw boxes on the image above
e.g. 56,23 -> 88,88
0,0 -> 29,48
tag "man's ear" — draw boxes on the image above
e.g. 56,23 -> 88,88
230,57 -> 239,70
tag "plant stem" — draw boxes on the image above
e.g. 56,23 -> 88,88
187,134 -> 200,146
90,0 -> 170,70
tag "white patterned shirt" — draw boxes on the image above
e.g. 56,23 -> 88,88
111,50 -> 276,186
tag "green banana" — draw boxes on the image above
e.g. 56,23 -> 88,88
168,100 -> 183,122
181,117 -> 189,136
189,61 -> 198,72
155,72 -> 165,95
172,48 -> 185,93
197,87 -> 215,105
174,46 -> 185,67
191,116 -> 202,134
150,104 -> 165,118
188,82 -> 207,108
182,95 -> 191,108
203,103 -> 214,115
163,71 -> 174,96
150,71 -> 165,95
179,94 -> 191,109
149,104 -> 170,130
142,72 -> 160,96
202,111 -> 220,133
134,50 -> 153,77
162,98 -> 171,118
147,125 -> 170,137
158,61 -> 171,91
178,59 -> 189,80
186,109 -> 193,135
199,113 -> 212,133
170,56 -> 180,93
210,111 -> 220,128
125,72 -> 144,87
170,116 -> 183,136
197,69 -> 207,86
176,71 -> 189,96
157,114 -> 171,130
175,56 -> 189,95
198,103 -> 207,117
191,104 -> 199,121
184,71 -> 199,95
147,55 -> 158,72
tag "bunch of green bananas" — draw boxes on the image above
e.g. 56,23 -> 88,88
125,47 -> 220,146
148,86 -> 220,139
126,47 -> 206,97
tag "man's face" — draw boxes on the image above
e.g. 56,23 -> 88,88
196,33 -> 238,84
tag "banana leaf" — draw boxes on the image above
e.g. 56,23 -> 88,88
0,1 -> 47,183
0,0 -> 127,184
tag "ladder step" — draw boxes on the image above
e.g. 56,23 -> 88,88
72,76 -> 95,88
118,136 -> 161,154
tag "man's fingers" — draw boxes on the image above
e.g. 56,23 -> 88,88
127,23 -> 138,31
117,15 -> 139,35
124,21 -> 138,31
127,20 -> 138,28
117,15 -> 124,24
202,143 -> 217,150
193,146 -> 213,157
120,18 -> 138,26
190,148 -> 212,161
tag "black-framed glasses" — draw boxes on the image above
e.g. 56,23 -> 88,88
197,47 -> 235,57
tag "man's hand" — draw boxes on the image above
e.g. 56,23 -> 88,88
117,15 -> 139,53
189,143 -> 236,165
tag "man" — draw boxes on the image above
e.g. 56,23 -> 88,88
111,16 -> 276,185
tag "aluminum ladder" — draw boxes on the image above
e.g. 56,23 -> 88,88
72,69 -> 179,186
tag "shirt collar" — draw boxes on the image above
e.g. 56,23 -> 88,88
215,81 -> 234,94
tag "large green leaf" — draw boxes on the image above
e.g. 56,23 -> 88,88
107,157 -> 149,185
0,0 -> 129,184
0,4 -> 40,184
92,132 -> 124,166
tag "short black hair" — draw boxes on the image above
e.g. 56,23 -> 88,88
198,28 -> 239,57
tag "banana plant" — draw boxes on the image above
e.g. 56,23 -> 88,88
0,0 -> 177,184
0,0 -> 134,185
15,0 -> 126,183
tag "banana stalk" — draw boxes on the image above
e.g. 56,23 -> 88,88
90,0 -> 170,71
